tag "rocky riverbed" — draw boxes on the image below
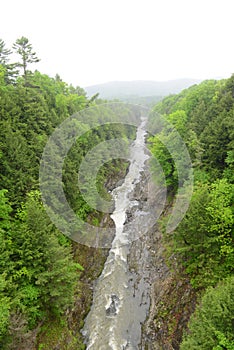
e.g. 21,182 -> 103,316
71,157 -> 197,350
126,167 -> 197,350
39,149 -> 196,350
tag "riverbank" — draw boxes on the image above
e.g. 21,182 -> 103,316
36,143 -> 196,350
82,117 -> 152,349
127,169 -> 197,349
36,162 -> 130,349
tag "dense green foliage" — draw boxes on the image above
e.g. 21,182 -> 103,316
181,276 -> 234,350
0,37 -> 135,348
1,35 -> 233,349
149,77 -> 234,187
173,178 -> 233,288
0,189 -> 81,347
149,75 -> 234,348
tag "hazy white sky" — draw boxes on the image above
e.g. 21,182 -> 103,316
1,0 -> 233,87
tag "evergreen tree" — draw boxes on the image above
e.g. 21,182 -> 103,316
0,190 -> 13,345
181,276 -> 234,350
0,39 -> 11,66
13,37 -> 40,83
12,191 -> 81,319
0,39 -> 18,84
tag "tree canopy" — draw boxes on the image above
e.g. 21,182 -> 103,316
0,36 -> 135,349
149,74 -> 234,349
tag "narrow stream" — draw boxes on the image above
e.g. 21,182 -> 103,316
82,117 -> 152,349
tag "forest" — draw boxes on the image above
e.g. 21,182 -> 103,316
0,36 -> 233,349
0,37 -> 135,349
149,76 -> 234,349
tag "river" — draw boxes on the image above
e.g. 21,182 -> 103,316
82,116 -> 155,349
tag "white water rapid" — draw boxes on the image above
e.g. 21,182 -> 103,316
82,117 -> 152,350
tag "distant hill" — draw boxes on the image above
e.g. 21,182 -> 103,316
85,79 -> 201,101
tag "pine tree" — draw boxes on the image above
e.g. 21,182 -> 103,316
13,191 -> 81,318
13,37 -> 40,83
0,190 -> 13,345
0,39 -> 11,66
0,39 -> 18,84
181,277 -> 234,350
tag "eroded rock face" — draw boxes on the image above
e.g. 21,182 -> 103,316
54,162 -> 132,349
126,164 -> 197,350
82,118 -> 154,350
71,147 -> 195,349
126,167 -> 169,349
104,162 -> 130,192
70,160 -> 196,350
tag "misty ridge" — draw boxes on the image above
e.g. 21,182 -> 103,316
85,78 -> 201,101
